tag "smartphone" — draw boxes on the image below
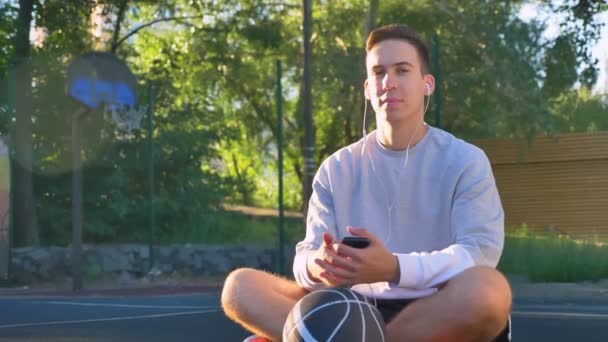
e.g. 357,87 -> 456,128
341,236 -> 370,249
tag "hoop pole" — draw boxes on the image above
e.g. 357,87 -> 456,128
276,60 -> 286,275
147,83 -> 156,271
72,106 -> 90,291
3,62 -> 14,282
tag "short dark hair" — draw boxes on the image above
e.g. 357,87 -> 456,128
366,24 -> 430,73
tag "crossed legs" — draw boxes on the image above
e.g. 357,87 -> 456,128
386,266 -> 512,341
221,268 -> 308,341
221,266 -> 511,342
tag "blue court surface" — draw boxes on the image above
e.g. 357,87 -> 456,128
0,292 -> 249,341
1,292 -> 608,341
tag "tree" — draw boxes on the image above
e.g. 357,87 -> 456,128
542,35 -> 578,100
0,2 -> 16,135
2,0 -> 605,244
549,0 -> 608,87
549,87 -> 608,133
12,0 -> 39,246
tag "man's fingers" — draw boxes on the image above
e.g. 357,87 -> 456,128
315,258 -> 355,280
322,232 -> 334,247
320,273 -> 344,286
347,226 -> 381,245
334,244 -> 363,261
322,248 -> 357,272
346,226 -> 368,236
319,270 -> 350,287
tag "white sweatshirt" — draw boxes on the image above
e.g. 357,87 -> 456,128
292,126 -> 504,300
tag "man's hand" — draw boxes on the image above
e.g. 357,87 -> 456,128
306,227 -> 400,287
335,226 -> 400,284
306,232 -> 355,287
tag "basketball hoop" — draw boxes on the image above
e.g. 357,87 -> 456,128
105,103 -> 147,140
64,51 -> 139,291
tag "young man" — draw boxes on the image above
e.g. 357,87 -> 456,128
222,24 -> 512,342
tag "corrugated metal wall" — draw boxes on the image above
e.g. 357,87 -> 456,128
473,131 -> 608,239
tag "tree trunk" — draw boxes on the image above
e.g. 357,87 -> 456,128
357,0 -> 379,140
12,0 -> 39,246
301,0 -> 314,215
364,0 -> 379,39
110,0 -> 128,53
231,153 -> 252,205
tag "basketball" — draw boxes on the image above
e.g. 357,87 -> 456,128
282,288 -> 387,342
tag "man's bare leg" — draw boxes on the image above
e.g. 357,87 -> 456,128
221,268 -> 308,341
387,266 -> 512,342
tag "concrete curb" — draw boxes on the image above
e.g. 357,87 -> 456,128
2,274 -> 608,304
508,275 -> 608,306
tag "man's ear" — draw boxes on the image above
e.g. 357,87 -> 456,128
423,74 -> 436,95
364,80 -> 370,100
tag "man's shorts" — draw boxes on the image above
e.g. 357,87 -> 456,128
372,298 -> 511,342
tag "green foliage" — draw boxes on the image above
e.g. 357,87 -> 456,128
390,1 -> 552,139
162,209 -> 304,246
547,0 -> 608,87
542,36 -> 578,99
499,234 -> 608,282
4,0 -> 608,245
549,88 -> 608,133
0,2 -> 16,67
35,120 -> 232,245
0,2 -> 17,137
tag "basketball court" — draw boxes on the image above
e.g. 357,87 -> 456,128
0,291 -> 249,341
1,288 -> 608,341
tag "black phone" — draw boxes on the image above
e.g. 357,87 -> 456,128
341,236 -> 370,249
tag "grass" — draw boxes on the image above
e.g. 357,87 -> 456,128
163,212 -> 608,283
161,209 -> 305,247
498,225 -> 608,282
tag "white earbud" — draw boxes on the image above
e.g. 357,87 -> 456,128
425,83 -> 431,95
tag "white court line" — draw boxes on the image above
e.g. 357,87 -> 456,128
0,309 -> 221,329
512,310 -> 608,320
33,301 -> 217,310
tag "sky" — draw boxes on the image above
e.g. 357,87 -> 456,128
591,12 -> 608,93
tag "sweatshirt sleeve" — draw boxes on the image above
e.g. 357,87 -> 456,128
292,161 -> 337,291
393,148 -> 504,290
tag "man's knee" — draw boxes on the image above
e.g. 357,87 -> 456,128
450,266 -> 512,327
468,267 -> 512,317
221,268 -> 258,315
221,268 -> 302,313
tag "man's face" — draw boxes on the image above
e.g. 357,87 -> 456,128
365,39 -> 430,125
